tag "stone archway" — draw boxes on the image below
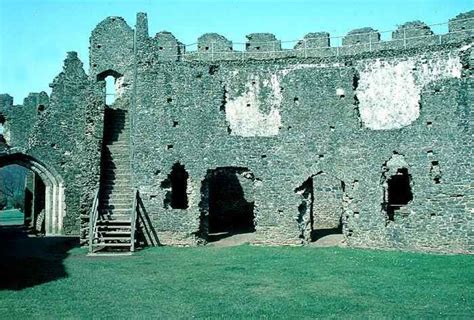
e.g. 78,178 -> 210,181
0,153 -> 65,235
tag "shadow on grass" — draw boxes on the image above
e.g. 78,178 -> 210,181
0,225 -> 79,290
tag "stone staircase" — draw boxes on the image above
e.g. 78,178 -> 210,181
90,108 -> 135,254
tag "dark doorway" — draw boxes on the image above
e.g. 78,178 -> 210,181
386,168 -> 413,220
205,168 -> 255,241
170,163 -> 188,209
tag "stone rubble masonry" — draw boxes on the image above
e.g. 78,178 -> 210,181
0,10 -> 472,253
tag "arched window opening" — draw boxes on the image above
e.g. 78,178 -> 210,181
96,70 -> 123,106
386,168 -> 413,221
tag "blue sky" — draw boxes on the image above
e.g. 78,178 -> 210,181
0,0 -> 472,103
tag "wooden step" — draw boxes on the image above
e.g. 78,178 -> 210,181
92,243 -> 131,247
96,225 -> 132,230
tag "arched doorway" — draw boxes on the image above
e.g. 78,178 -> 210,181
0,153 -> 65,235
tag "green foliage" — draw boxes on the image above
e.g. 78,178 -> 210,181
0,246 -> 472,318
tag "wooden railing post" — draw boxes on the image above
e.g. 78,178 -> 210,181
88,189 -> 99,253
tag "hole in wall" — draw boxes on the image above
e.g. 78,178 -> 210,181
255,46 -> 261,50
166,144 -> 173,150
97,45 -> 102,49
167,97 -> 173,103
427,121 -> 433,127
261,155 -> 267,159
386,168 -> 413,221
159,46 -> 163,50
173,121 -> 179,127
209,65 -> 219,75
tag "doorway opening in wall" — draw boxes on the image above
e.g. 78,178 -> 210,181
170,163 -> 188,209
202,167 -> 255,242
0,154 -> 64,235
296,173 -> 344,243
386,168 -> 413,221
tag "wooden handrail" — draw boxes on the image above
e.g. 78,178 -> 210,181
130,188 -> 138,252
88,189 -> 100,253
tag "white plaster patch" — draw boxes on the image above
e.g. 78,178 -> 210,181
356,52 -> 462,130
225,72 -> 283,137
225,64 -> 331,137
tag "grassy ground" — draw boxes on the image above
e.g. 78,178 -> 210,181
0,209 -> 24,226
0,237 -> 472,319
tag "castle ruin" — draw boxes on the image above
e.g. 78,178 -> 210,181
0,11 -> 473,253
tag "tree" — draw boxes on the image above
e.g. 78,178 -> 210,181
0,165 -> 27,211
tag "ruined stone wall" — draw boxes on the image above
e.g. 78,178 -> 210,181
1,10 -> 472,253
0,53 -> 104,236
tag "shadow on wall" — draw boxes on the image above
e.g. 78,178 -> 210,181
0,225 -> 79,291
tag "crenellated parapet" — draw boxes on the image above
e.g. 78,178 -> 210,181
294,32 -> 331,49
87,11 -> 473,65
154,31 -> 183,62
342,27 -> 380,46
246,33 -> 281,52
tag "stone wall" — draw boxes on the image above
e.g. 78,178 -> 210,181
1,10 -> 472,253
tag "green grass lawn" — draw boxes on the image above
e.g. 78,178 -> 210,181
0,209 -> 24,226
0,244 -> 473,319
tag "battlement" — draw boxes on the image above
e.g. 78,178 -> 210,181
89,10 -> 473,66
